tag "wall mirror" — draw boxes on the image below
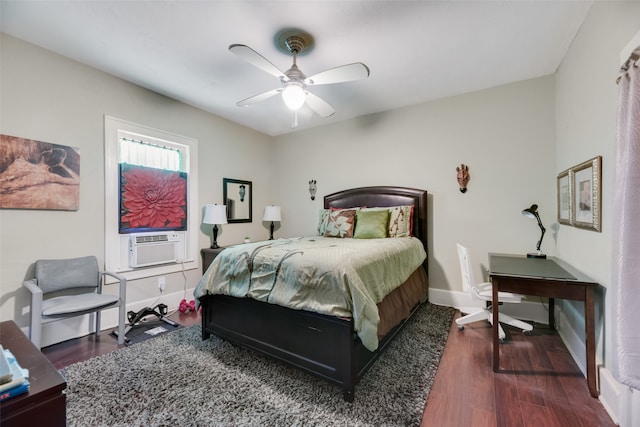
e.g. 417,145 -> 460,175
223,178 -> 252,223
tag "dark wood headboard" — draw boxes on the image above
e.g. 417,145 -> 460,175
324,186 -> 428,273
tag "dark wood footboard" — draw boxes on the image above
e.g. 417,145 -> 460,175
200,294 -> 359,400
200,293 -> 425,401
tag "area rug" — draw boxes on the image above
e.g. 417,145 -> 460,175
61,302 -> 454,427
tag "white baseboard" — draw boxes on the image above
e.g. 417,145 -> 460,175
598,363 -> 640,427
599,367 -> 623,426
30,288 -> 195,348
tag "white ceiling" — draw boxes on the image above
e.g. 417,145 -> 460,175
0,1 -> 592,136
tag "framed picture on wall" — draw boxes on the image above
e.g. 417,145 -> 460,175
572,156 -> 602,232
0,134 -> 80,211
557,168 -> 572,225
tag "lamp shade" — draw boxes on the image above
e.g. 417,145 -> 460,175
203,204 -> 228,225
263,205 -> 281,222
522,204 -> 539,219
282,84 -> 307,110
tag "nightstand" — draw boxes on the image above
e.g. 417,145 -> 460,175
201,247 -> 225,274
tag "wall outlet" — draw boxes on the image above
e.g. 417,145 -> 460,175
158,276 -> 166,292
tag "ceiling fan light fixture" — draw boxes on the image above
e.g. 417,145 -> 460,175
230,29 -> 368,121
282,83 -> 307,110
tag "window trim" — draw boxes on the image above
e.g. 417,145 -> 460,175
104,115 -> 199,280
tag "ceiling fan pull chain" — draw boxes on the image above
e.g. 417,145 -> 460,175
292,111 -> 299,129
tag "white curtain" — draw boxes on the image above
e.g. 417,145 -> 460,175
612,47 -> 640,390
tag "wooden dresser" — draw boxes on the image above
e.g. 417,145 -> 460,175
0,321 -> 66,427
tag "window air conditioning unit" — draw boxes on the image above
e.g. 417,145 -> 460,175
129,232 -> 180,268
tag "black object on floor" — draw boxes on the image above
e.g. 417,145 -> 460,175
111,303 -> 181,345
119,319 -> 182,346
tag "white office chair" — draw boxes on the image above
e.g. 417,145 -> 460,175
23,256 -> 127,349
455,244 -> 532,341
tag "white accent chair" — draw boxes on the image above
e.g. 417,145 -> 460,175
455,244 -> 533,341
23,256 -> 127,349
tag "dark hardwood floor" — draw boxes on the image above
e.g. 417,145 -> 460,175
422,311 -> 615,427
42,310 -> 202,369
42,309 -> 615,426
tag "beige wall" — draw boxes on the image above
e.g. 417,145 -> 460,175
273,76 -> 557,298
554,2 -> 640,422
0,32 -> 558,331
0,35 -> 272,333
1,32 -> 558,338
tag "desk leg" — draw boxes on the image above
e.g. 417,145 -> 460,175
549,298 -> 555,330
585,286 -> 598,397
492,277 -> 500,372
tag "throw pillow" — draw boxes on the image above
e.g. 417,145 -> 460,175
354,209 -> 390,239
388,205 -> 413,237
324,209 -> 357,238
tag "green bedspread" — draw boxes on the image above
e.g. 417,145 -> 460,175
194,236 -> 426,351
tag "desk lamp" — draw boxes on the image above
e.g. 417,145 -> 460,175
203,204 -> 227,249
522,204 -> 546,259
263,205 -> 281,240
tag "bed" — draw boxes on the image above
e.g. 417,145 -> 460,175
195,186 -> 429,401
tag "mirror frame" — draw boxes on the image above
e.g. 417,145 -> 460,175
223,178 -> 252,223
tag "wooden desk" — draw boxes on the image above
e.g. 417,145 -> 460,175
0,320 -> 66,426
489,254 -> 599,398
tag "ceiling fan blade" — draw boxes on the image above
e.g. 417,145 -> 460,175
237,88 -> 281,107
229,44 -> 286,79
305,92 -> 335,118
305,62 -> 370,86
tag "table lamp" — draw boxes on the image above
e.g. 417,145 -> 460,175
522,204 -> 546,259
263,205 -> 281,240
203,204 -> 227,249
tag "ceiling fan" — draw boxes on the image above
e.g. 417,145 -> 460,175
229,29 -> 370,126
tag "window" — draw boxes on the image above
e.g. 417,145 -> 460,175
119,137 -> 182,171
104,116 -> 199,280
118,138 -> 187,234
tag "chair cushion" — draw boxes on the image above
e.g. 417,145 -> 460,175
35,256 -> 100,293
42,293 -> 119,317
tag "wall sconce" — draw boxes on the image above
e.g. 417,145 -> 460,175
522,204 -> 546,259
239,184 -> 246,202
309,180 -> 317,200
203,204 -> 228,249
263,205 -> 282,240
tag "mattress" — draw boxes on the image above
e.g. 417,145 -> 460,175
194,236 -> 427,350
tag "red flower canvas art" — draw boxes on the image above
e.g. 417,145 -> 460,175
119,164 -> 187,232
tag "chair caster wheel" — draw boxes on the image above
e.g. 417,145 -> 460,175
499,338 -> 505,344
457,325 -> 464,331
523,330 -> 533,336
